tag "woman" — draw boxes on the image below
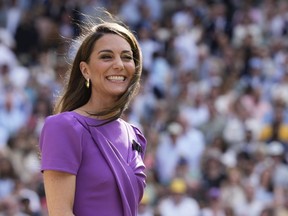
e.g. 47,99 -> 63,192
39,14 -> 147,216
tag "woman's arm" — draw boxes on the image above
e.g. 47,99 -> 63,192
43,170 -> 76,216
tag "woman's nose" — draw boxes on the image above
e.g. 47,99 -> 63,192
113,57 -> 124,70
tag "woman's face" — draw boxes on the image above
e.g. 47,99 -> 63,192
80,33 -> 135,102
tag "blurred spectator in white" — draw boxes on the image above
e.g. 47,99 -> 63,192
232,12 -> 263,47
148,51 -> 173,100
157,178 -> 200,216
138,25 -> 161,71
117,0 -> 141,28
265,1 -> 288,38
176,115 -> 206,182
213,87 -> 236,118
173,25 -> 201,73
220,167 -> 246,213
234,181 -> 265,216
142,0 -> 162,21
222,96 -> 249,146
58,9 -> 75,39
0,43 -> 18,75
0,93 -> 27,142
230,128 -> 258,156
254,141 -> 288,208
30,50 -> 56,87
155,121 -> 184,185
266,142 -> 288,190
179,90 -> 209,129
171,5 -> 194,35
9,65 -> 30,90
0,28 -> 16,49
257,46 -> 279,84
6,0 -> 22,36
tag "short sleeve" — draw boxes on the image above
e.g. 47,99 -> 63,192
39,114 -> 83,175
131,125 -> 147,159
128,123 -> 147,202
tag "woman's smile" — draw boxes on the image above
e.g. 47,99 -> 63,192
106,75 -> 126,82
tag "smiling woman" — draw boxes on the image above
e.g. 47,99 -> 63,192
38,10 -> 147,216
55,15 -> 143,120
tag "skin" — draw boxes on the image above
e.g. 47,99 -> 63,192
43,33 -> 136,215
43,171 -> 76,216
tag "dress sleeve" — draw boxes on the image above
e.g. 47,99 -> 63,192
39,114 -> 83,175
128,124 -> 147,202
131,125 -> 147,160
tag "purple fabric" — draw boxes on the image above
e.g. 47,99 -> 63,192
39,111 -> 146,216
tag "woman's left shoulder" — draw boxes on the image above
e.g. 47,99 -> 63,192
122,120 -> 146,145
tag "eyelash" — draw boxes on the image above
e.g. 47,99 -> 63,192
100,55 -> 133,61
100,55 -> 112,59
123,55 -> 133,60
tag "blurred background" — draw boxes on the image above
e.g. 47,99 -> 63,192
0,0 -> 288,215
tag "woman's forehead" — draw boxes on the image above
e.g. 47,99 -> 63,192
93,34 -> 132,52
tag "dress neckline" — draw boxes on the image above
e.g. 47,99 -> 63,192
69,111 -> 120,127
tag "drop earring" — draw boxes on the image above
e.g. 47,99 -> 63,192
85,78 -> 90,88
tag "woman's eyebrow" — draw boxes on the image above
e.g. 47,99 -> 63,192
98,49 -> 112,54
98,49 -> 132,54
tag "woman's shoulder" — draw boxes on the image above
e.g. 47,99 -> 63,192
44,111 -> 84,131
121,119 -> 147,146
45,111 -> 76,124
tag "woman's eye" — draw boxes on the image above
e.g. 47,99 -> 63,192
122,55 -> 133,60
100,55 -> 112,59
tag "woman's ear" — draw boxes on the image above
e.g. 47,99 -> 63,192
79,61 -> 89,78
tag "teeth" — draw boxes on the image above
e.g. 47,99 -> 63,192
107,76 -> 125,81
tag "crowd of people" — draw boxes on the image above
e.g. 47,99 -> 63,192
0,0 -> 288,215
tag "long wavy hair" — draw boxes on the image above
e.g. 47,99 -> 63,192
54,14 -> 142,122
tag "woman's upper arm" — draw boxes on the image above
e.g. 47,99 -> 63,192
43,170 -> 76,216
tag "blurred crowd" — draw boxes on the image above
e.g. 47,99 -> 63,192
0,0 -> 288,215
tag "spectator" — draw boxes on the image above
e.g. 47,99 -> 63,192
0,154 -> 18,200
220,167 -> 246,212
234,181 -> 265,216
157,178 -> 200,216
201,187 -> 226,216
155,121 -> 184,185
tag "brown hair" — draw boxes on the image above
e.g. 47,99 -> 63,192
54,13 -> 142,122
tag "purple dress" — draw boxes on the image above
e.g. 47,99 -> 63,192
39,111 -> 147,216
